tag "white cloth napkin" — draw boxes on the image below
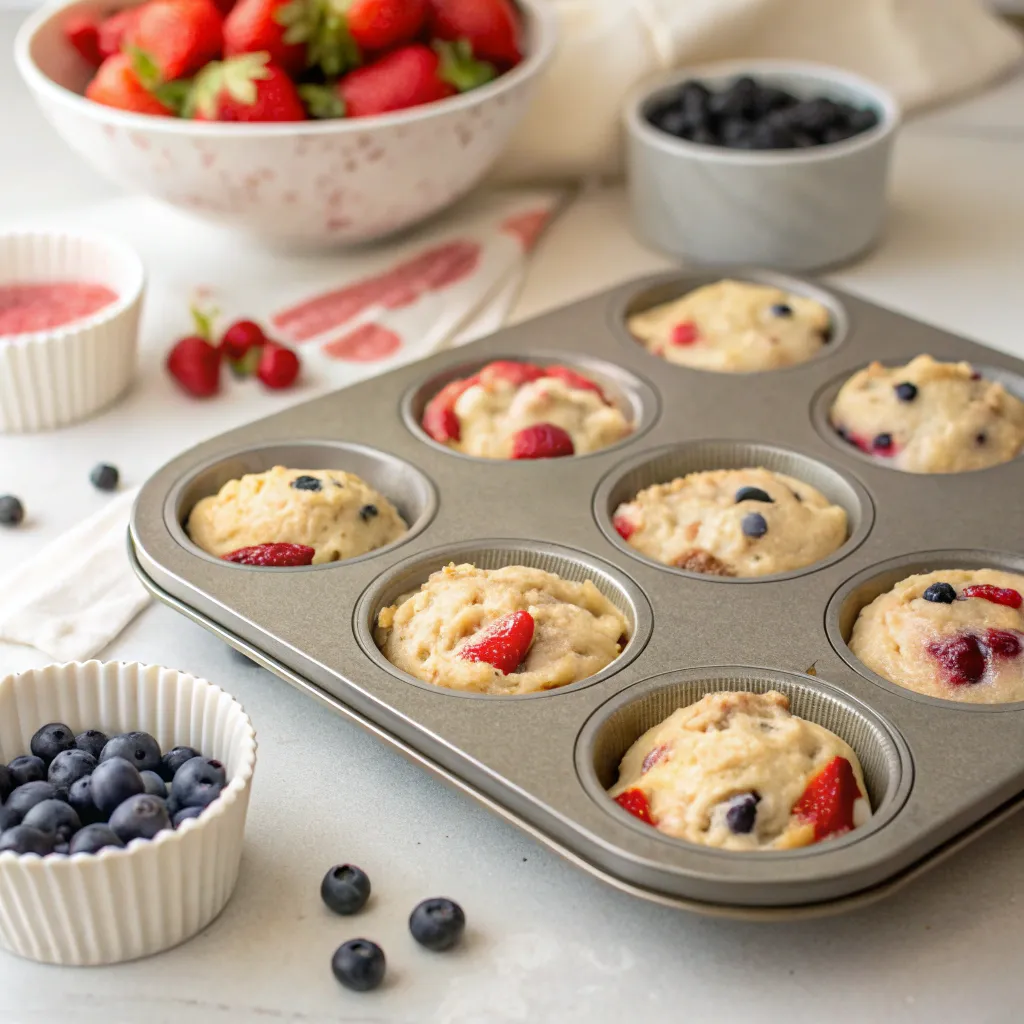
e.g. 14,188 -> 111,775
0,188 -> 564,665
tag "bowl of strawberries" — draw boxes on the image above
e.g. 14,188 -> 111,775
15,0 -> 555,247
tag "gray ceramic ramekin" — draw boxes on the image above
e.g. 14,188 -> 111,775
624,60 -> 901,272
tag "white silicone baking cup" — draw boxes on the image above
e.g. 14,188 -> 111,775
0,231 -> 144,433
0,661 -> 256,966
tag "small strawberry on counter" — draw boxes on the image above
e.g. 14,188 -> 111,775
189,52 -> 306,121
166,307 -> 222,397
256,341 -> 301,389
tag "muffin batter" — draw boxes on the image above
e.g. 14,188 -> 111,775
375,563 -> 629,695
187,466 -> 407,564
829,355 -> 1024,473
609,690 -> 870,850
612,468 -> 847,577
422,360 -> 632,458
850,569 -> 1024,703
626,279 -> 831,372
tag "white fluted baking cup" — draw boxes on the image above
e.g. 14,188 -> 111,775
0,231 -> 145,433
0,661 -> 256,966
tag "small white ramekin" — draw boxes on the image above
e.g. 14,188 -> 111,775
0,230 -> 145,433
0,661 -> 256,966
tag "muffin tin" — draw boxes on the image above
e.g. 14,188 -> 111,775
129,269 -> 1024,918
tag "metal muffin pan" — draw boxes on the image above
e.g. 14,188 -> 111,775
130,269 -> 1024,915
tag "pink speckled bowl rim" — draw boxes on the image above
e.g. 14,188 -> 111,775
15,0 -> 558,136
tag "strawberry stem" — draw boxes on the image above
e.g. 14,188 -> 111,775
435,39 -> 497,93
190,304 -> 219,342
298,83 -> 345,119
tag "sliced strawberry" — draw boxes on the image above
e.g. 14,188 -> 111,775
987,629 -> 1022,659
223,0 -> 308,77
428,0 -> 522,67
86,53 -> 176,116
65,15 -> 103,67
126,0 -> 224,82
961,584 -> 1023,610
640,745 -> 668,774
346,0 -> 428,52
510,423 -> 574,460
457,610 -> 534,675
542,365 -> 609,403
223,543 -> 315,566
190,53 -> 306,121
612,513 -> 635,541
421,375 -> 480,443
928,633 -> 987,686
792,756 -> 862,841
671,321 -> 699,346
613,788 -> 654,825
478,360 -> 545,389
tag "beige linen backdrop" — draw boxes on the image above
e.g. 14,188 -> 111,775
498,0 -> 1023,181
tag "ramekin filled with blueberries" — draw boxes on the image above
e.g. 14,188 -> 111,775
624,60 -> 900,271
0,661 -> 256,966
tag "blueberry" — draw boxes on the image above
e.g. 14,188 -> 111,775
22,800 -> 81,843
291,475 -> 322,492
5,781 -> 61,821
165,793 -> 182,818
75,729 -> 108,760
54,842 -> 70,855
654,106 -> 690,138
976,432 -> 987,446
409,898 -> 466,952
735,486 -> 773,504
0,825 -> 56,856
690,126 -> 719,146
720,117 -> 752,146
677,79 -> 711,116
69,823 -> 125,855
822,123 -> 859,145
30,722 -> 76,765
137,771 -> 165,798
109,794 -> 171,843
172,757 -> 227,810
873,433 -> 894,452
847,107 -> 879,133
894,382 -> 918,402
7,755 -> 46,787
331,939 -> 386,992
0,806 -> 18,832
172,805 -> 204,828
725,792 -> 760,834
89,463 -> 120,492
749,122 -> 795,150
710,76 -> 759,120
359,504 -> 378,522
0,495 -> 24,527
0,764 -> 11,803
923,582 -> 957,604
741,513 -> 769,539
90,757 -> 145,817
790,97 -> 842,134
69,776 -> 103,825
160,745 -> 200,782
100,732 -> 162,774
321,864 -> 371,915
790,131 -> 818,148
48,749 -> 97,795
754,85 -> 798,116
770,303 -> 793,317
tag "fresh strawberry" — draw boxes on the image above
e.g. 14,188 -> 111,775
223,543 -> 315,566
961,584 -> 1023,609
345,0 -> 428,52
85,53 -> 176,115
671,321 -> 700,346
223,0 -> 308,77
478,360 -> 545,389
510,423 -> 575,460
65,15 -> 103,67
457,610 -> 534,675
257,340 -> 301,388
542,365 -> 609,403
190,53 -> 306,121
612,513 -> 635,541
302,41 -> 494,119
422,375 -> 480,443
792,756 -> 862,841
220,319 -> 266,360
428,0 -> 522,67
167,335 -> 222,397
614,788 -> 654,825
126,0 -> 224,82
97,8 -> 141,60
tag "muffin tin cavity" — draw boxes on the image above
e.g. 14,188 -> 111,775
354,540 -> 653,699
616,270 -> 848,373
401,351 -> 659,460
576,667 -> 911,854
812,362 -> 1024,474
595,440 -> 873,582
167,441 -> 436,569
827,550 -> 1024,711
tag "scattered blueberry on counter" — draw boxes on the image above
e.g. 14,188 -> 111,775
332,939 -> 387,993
648,76 -> 880,151
0,724 -> 227,856
409,897 -> 466,952
89,463 -> 120,492
322,864 -> 372,916
0,495 -> 25,527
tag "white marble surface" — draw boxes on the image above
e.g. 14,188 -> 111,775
3,10 -> 1024,1021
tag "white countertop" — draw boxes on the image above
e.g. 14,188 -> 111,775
3,11 -> 1024,1021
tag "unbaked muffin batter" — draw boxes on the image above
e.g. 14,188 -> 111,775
375,563 -> 629,695
829,355 -> 1024,473
612,468 -> 847,577
626,279 -> 831,372
609,690 -> 871,850
187,466 -> 407,564
850,569 -> 1024,703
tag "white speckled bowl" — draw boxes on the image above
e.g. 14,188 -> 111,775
624,61 -> 901,272
0,661 -> 256,966
15,0 -> 556,248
